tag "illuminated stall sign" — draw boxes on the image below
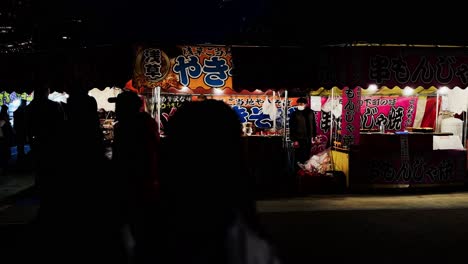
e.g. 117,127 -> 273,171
317,46 -> 468,88
368,53 -> 468,86
133,45 -> 233,92
219,96 -> 295,132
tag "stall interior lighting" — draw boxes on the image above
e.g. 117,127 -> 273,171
403,86 -> 414,96
367,84 -> 378,92
438,86 -> 449,95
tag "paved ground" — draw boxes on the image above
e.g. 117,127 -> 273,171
1,147 -> 468,264
0,172 -> 34,203
2,186 -> 468,263
257,191 -> 468,212
257,190 -> 468,264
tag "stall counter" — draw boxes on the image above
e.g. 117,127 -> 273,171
339,132 -> 467,189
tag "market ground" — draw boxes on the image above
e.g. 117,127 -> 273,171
2,148 -> 468,263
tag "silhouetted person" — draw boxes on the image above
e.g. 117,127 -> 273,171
58,85 -> 126,263
24,81 -> 68,263
25,82 -> 66,202
0,104 -> 13,175
13,99 -> 28,165
63,85 -> 106,190
160,99 -> 281,264
111,90 -> 160,264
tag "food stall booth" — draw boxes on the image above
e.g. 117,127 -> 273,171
313,45 -> 468,190
131,44 -> 297,197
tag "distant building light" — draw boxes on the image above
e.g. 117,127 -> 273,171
62,36 -> 69,40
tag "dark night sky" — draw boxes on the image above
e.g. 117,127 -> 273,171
27,0 -> 468,48
2,0 -> 467,91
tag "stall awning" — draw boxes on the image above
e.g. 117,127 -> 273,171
0,44 -> 133,93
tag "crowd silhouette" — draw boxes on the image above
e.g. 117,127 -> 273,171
11,85 -> 280,264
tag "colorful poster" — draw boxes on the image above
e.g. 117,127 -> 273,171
133,45 -> 233,93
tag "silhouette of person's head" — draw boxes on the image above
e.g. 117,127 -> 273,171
68,82 -> 89,97
163,99 -> 245,219
33,80 -> 51,100
113,90 -> 142,121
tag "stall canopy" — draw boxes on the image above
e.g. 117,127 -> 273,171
0,44 -> 133,93
231,46 -> 313,93
88,87 -> 123,111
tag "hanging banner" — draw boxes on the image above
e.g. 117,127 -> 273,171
133,45 -> 233,93
215,95 -> 295,133
341,87 -> 361,147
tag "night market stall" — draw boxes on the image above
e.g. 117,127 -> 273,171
131,44 -> 300,197
311,45 -> 468,190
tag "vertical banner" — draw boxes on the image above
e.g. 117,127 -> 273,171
341,87 -> 361,147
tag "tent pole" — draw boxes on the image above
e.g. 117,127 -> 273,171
272,91 -> 276,131
435,92 -> 440,132
329,88 -> 335,172
156,86 -> 161,135
283,90 -> 288,146
464,107 -> 468,148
